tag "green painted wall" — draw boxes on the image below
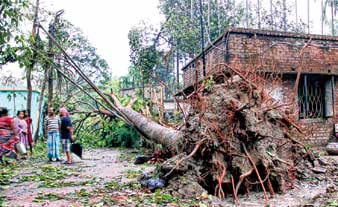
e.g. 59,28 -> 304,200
0,87 -> 45,137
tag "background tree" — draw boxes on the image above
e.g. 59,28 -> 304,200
0,0 -> 28,65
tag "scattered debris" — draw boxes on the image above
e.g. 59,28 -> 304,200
139,174 -> 166,191
134,155 -> 152,164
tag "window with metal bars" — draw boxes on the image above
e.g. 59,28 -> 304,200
298,75 -> 335,119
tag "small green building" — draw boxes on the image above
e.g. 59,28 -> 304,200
0,87 -> 45,137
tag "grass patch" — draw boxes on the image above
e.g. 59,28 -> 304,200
33,193 -> 62,202
18,165 -> 85,188
324,200 -> 338,207
125,169 -> 142,179
0,165 -> 17,185
0,193 -> 6,206
32,141 -> 48,159
118,152 -> 137,162
40,179 -> 98,188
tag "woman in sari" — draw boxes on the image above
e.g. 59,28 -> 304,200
23,110 -> 33,155
15,110 -> 28,157
0,107 -> 18,163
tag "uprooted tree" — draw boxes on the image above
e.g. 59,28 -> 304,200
39,25 -> 316,204
110,67 -> 315,203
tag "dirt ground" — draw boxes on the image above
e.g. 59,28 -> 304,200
0,149 -> 337,207
1,149 -> 155,207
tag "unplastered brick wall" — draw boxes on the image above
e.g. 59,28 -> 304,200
269,77 -> 338,145
183,37 -> 227,88
182,28 -> 338,88
226,32 -> 338,75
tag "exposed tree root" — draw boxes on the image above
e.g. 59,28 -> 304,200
243,143 -> 269,205
156,67 -> 315,203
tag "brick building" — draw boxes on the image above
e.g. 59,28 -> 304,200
180,28 -> 338,145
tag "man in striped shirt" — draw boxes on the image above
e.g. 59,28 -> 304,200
44,107 -> 61,162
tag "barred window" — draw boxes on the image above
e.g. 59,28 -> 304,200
298,75 -> 335,119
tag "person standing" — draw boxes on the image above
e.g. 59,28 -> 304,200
44,107 -> 61,162
0,107 -> 18,163
59,107 -> 74,164
23,110 -> 33,155
15,110 -> 28,158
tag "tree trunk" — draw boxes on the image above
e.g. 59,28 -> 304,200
246,0 -> 249,28
217,0 -> 221,33
207,0 -> 210,35
176,48 -> 180,92
118,106 -> 182,149
191,0 -> 194,20
307,0 -> 310,33
295,0 -> 298,26
26,65 -> 33,112
100,98 -> 183,152
142,70 -> 145,100
282,0 -> 287,31
26,0 -> 40,113
331,0 -> 335,35
321,0 -> 324,35
257,0 -> 261,29
270,0 -> 273,30
198,0 -> 206,77
34,64 -> 48,141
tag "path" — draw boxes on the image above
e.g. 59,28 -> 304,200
0,148 -> 155,207
1,149 -> 337,207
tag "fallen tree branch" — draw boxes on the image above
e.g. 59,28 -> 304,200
39,24 -> 133,126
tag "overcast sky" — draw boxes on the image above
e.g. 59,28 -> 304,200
46,0 -> 164,77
